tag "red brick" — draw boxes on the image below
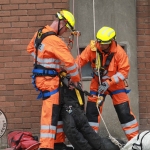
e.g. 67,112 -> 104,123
2,4 -> 19,10
14,79 -> 30,84
27,9 -> 44,16
0,85 -> 6,91
0,11 -> 10,16
0,22 -> 11,27
0,0 -> 9,4
2,16 -> 19,22
10,0 -> 27,4
19,4 -> 36,9
20,16 -> 36,22
137,1 -> 149,6
54,3 -> 68,9
1,102 -> 14,107
45,0 -> 61,2
9,118 -> 23,124
36,15 -> 53,21
36,3 -> 52,9
12,22 -> 28,28
28,0 -> 44,3
11,10 -> 27,16
6,85 -> 24,90
14,90 -> 31,95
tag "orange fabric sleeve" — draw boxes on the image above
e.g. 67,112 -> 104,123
75,44 -> 91,68
27,32 -> 37,54
47,37 -> 80,82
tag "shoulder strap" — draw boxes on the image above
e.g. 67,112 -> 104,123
34,27 -> 56,68
103,53 -> 114,69
96,50 -> 114,78
97,50 -> 114,69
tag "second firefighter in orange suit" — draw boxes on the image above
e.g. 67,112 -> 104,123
27,10 -> 80,150
76,26 -> 139,141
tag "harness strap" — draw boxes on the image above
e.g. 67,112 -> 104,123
90,89 -> 130,97
90,90 -> 105,97
94,50 -> 114,77
103,53 -> 114,69
32,69 -> 58,76
37,88 -> 59,100
34,27 -> 56,67
109,89 -> 131,96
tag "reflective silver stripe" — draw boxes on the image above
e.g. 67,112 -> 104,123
89,122 -> 99,127
102,75 -> 110,80
40,133 -> 55,139
121,119 -> 137,128
116,72 -> 125,80
38,43 -> 45,51
57,128 -> 63,133
113,74 -> 119,83
41,125 -> 56,130
70,70 -> 79,77
57,121 -> 63,125
40,63 -> 60,69
124,126 -> 139,135
31,52 -> 60,63
66,64 -> 77,71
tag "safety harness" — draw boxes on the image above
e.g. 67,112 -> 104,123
60,71 -> 92,106
31,27 -> 59,100
94,49 -> 114,77
92,49 -> 130,97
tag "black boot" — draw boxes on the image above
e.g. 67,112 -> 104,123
54,143 -> 74,150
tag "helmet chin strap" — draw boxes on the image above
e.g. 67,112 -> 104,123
57,20 -> 66,36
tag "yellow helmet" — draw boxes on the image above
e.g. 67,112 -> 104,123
56,10 -> 75,31
96,26 -> 116,44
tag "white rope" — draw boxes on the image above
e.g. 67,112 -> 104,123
93,0 -> 96,39
76,33 -> 83,84
71,0 -> 83,84
72,0 -> 75,16
96,105 -> 123,149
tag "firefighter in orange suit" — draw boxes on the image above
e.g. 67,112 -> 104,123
27,10 -> 80,150
76,26 -> 139,141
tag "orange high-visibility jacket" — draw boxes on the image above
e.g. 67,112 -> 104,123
27,25 -> 80,83
76,40 -> 130,91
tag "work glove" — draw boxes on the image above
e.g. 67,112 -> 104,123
98,81 -> 109,94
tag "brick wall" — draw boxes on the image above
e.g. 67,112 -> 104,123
0,0 -> 69,148
1,0 -> 150,148
137,0 -> 150,131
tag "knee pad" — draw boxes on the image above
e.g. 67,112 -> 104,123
114,102 -> 135,124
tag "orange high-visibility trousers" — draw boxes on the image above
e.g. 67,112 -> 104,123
36,76 -> 65,149
86,77 -> 139,141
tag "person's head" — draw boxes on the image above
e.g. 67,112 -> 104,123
54,10 -> 75,36
96,26 -> 116,53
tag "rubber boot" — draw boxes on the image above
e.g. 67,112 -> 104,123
54,143 -> 74,150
